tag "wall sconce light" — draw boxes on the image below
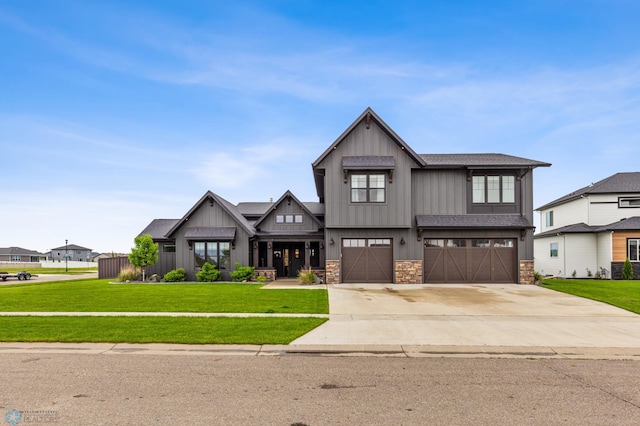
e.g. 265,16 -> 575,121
305,242 -> 310,249
253,242 -> 258,249
320,242 -> 324,249
329,238 -> 335,245
400,237 -> 405,245
268,242 -> 272,249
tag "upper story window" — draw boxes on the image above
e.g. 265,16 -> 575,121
472,175 -> 515,204
351,173 -> 385,203
275,214 -> 303,224
545,211 -> 554,227
619,197 -> 640,208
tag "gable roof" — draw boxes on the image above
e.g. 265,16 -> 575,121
420,153 -> 551,169
138,219 -> 180,240
537,172 -> 640,211
165,191 -> 255,238
253,190 -> 324,229
312,107 -> 427,169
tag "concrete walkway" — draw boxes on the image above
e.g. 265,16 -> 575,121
291,284 -> 640,349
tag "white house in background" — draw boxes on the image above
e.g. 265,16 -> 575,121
534,172 -> 640,279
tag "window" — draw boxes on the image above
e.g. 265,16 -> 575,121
163,244 -> 176,253
424,239 -> 444,247
546,211 -> 554,227
447,239 -> 466,248
11,255 -> 21,261
550,242 -> 558,258
472,175 -> 515,204
369,239 -> 391,247
628,239 -> 640,261
275,214 -> 303,224
351,173 -> 385,203
619,197 -> 640,208
343,239 -> 366,247
194,241 -> 230,269
494,239 -> 514,248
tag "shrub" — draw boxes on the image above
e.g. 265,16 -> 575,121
298,268 -> 316,285
117,267 -> 138,282
533,271 -> 542,284
230,262 -> 255,282
255,275 -> 268,283
196,263 -> 222,282
622,258 -> 634,280
164,268 -> 186,282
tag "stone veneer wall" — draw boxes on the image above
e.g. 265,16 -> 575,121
255,269 -> 276,282
610,262 -> 640,280
395,260 -> 423,284
325,260 -> 340,284
519,260 -> 535,285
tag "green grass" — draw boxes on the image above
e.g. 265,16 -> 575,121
0,279 -> 328,314
0,316 -> 327,344
541,278 -> 640,314
0,278 -> 329,344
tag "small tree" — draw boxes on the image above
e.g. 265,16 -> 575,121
622,258 -> 634,280
128,234 -> 159,281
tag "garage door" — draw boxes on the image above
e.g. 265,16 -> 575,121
342,238 -> 393,283
424,239 -> 517,283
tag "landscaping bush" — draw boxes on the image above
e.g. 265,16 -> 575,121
164,268 -> 186,282
622,258 -> 634,280
255,275 -> 268,283
298,268 -> 316,285
196,263 -> 222,282
230,262 -> 255,282
117,267 -> 138,282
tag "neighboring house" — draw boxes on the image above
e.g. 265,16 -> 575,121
49,244 -> 93,262
0,247 -> 46,262
139,108 -> 550,284
534,172 -> 640,279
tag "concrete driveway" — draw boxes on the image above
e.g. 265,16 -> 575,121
291,284 -> 640,349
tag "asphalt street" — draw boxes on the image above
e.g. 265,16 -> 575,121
1,354 -> 639,425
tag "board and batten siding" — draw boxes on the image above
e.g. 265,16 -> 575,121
258,202 -> 320,233
173,200 -> 252,280
316,120 -> 416,229
411,170 -> 467,215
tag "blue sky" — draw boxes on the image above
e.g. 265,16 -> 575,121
1,0 -> 640,254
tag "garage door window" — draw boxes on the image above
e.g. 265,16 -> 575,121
471,239 -> 490,248
494,239 -> 514,247
369,239 -> 391,247
343,239 -> 366,247
425,239 -> 444,247
447,239 -> 466,247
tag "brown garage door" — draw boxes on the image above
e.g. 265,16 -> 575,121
342,238 -> 393,283
424,239 -> 517,283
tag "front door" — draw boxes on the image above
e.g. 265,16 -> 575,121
273,242 -> 305,278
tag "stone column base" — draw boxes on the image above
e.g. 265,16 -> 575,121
519,260 -> 535,285
325,260 -> 340,284
395,260 -> 423,284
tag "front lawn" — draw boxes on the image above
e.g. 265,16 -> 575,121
0,279 -> 328,314
0,316 -> 326,344
541,278 -> 640,314
0,279 -> 329,344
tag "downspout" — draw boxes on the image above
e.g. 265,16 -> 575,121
563,234 -> 567,278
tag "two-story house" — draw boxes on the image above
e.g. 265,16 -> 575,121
49,244 -> 93,262
534,172 -> 640,279
138,108 -> 550,284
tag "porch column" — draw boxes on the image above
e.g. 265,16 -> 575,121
305,240 -> 311,269
267,241 -> 273,268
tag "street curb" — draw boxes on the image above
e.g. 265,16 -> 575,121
0,342 -> 639,360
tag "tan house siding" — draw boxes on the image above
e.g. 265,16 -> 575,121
612,231 -> 640,262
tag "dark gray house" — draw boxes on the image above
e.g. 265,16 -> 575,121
139,108 -> 550,284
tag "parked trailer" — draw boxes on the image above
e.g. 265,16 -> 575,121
0,271 -> 37,281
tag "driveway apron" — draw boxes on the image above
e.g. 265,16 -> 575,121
290,284 -> 640,347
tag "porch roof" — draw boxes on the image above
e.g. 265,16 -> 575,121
184,227 -> 237,240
